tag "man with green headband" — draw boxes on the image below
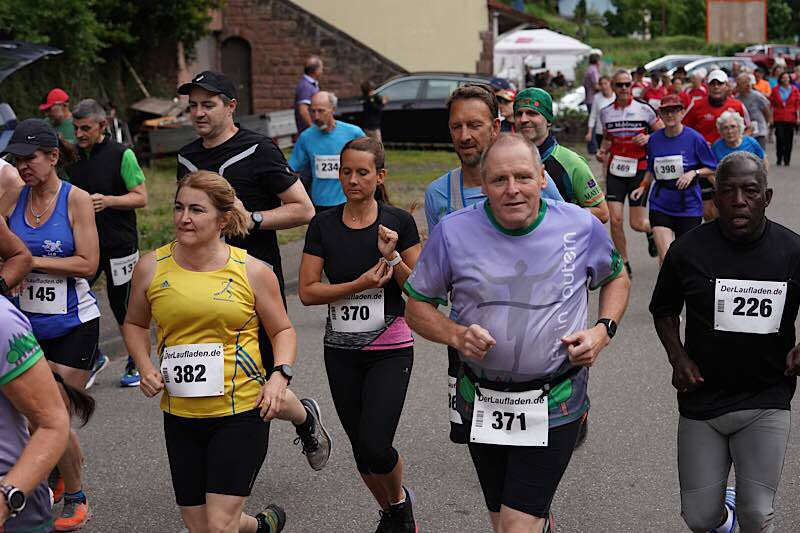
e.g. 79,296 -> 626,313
514,88 -> 609,223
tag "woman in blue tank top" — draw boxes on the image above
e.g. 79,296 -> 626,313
2,119 -> 100,531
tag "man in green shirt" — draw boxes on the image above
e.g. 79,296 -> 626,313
65,98 -> 148,389
514,88 -> 609,223
40,88 -> 76,144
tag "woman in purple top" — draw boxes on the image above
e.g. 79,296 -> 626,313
632,94 -> 717,263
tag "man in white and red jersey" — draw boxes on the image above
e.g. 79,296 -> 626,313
683,69 -> 750,220
598,69 -> 664,278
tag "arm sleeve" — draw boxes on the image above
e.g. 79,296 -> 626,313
751,137 -> 766,159
288,136 -> 309,175
302,215 -> 324,257
0,310 -> 44,386
695,133 -> 718,170
403,221 -> 451,307
424,185 -> 440,231
571,157 -> 604,207
396,210 -> 421,253
586,215 -> 623,290
649,246 -> 685,317
257,140 -> 298,195
120,149 -> 146,190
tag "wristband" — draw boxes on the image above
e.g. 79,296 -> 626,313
385,252 -> 402,266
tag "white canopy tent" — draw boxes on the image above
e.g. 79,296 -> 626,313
494,28 -> 593,90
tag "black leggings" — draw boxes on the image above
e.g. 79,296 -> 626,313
775,122 -> 795,165
90,246 -> 137,325
324,346 -> 413,475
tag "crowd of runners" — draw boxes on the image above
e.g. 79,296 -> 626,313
0,58 -> 799,533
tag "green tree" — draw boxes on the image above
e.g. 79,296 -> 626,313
767,0 -> 794,40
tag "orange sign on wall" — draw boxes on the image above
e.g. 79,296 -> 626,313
706,0 -> 767,44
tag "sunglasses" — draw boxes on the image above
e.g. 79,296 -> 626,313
614,82 -> 632,88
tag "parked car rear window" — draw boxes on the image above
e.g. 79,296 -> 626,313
425,79 -> 459,100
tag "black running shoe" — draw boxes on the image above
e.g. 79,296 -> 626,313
391,486 -> 418,533
646,231 -> 658,257
374,509 -> 394,533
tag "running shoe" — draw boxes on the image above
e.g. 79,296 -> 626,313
713,486 -> 738,533
374,509 -> 394,533
294,398 -> 332,471
85,351 -> 109,390
574,411 -> 589,449
119,356 -> 140,387
646,231 -> 658,257
255,503 -> 286,533
48,470 -> 64,504
391,486 -> 418,533
54,496 -> 90,531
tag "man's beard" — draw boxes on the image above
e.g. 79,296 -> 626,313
316,120 -> 329,131
457,149 -> 481,168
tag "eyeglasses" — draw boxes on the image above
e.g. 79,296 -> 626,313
659,107 -> 683,115
614,82 -> 632,88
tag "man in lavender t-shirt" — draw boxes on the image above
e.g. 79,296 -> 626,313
294,56 -> 323,134
405,134 -> 630,530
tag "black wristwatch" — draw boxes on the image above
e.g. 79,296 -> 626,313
271,364 -> 293,384
0,483 -> 26,518
596,318 -> 618,339
250,211 -> 263,231
0,276 -> 9,298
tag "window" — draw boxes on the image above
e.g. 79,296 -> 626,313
379,80 -> 422,101
425,79 -> 459,100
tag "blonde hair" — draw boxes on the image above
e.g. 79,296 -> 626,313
176,171 -> 248,238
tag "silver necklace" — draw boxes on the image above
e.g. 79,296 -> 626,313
28,182 -> 61,225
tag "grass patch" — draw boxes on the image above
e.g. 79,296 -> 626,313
139,150 -> 459,251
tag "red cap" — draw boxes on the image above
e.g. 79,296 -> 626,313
659,94 -> 684,110
39,88 -> 69,111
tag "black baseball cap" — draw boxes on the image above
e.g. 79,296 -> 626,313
178,71 -> 237,100
4,119 -> 58,156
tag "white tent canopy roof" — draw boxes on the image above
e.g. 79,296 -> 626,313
495,28 -> 592,55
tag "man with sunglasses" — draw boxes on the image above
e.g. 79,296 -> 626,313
683,70 -> 750,220
598,70 -> 663,278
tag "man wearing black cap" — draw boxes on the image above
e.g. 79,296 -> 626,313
176,70 -> 314,302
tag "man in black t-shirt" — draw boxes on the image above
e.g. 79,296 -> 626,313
176,71 -> 314,298
650,151 -> 800,533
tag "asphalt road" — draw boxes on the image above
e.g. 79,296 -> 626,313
76,159 -> 800,532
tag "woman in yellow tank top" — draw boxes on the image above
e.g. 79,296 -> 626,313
122,171 -> 328,533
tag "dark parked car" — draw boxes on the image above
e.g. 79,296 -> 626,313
335,72 -> 503,145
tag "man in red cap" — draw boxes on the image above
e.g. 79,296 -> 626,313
40,88 -> 76,144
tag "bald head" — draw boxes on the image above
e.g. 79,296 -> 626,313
305,56 -> 323,78
310,91 -> 337,131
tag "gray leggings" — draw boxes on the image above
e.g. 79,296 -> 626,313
678,409 -> 791,533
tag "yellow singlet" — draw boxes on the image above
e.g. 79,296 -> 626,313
147,242 -> 265,418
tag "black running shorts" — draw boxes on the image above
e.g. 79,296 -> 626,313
605,169 -> 647,207
39,318 -> 99,371
649,210 -> 702,240
467,418 -> 581,518
163,409 -> 270,507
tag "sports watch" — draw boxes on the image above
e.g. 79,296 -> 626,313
0,276 -> 9,298
0,483 -> 26,518
271,364 -> 294,384
251,211 -> 263,231
596,318 -> 618,339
